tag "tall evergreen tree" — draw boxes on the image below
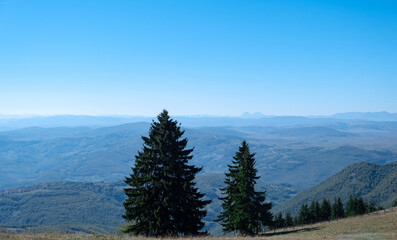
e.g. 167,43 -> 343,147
122,110 -> 211,236
331,197 -> 345,219
216,141 -> 272,235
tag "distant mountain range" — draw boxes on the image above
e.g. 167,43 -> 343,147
273,161 -> 397,215
1,111 -> 397,130
0,173 -> 298,235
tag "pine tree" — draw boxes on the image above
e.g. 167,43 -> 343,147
122,110 -> 211,236
319,198 -> 331,221
331,197 -> 345,220
216,141 -> 272,235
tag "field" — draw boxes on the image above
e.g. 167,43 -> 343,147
1,208 -> 396,240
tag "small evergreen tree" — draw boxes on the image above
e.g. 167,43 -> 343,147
285,212 -> 294,227
331,197 -> 344,219
298,203 -> 310,224
320,198 -> 331,221
367,199 -> 376,213
346,195 -> 357,217
309,200 -> 320,222
293,216 -> 300,226
393,198 -> 397,207
356,197 -> 367,215
273,213 -> 285,229
216,141 -> 272,235
122,110 -> 210,236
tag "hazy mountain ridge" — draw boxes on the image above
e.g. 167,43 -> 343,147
1,112 -> 397,131
273,161 -> 397,215
332,111 -> 397,121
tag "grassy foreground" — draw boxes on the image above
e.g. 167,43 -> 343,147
1,208 -> 396,240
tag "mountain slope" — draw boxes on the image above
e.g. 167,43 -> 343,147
273,161 -> 397,215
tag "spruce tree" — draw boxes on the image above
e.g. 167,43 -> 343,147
284,212 -> 294,227
346,195 -> 357,216
293,216 -> 300,226
122,110 -> 211,236
216,141 -> 272,235
393,198 -> 397,207
331,197 -> 345,219
298,203 -> 310,224
367,199 -> 376,213
319,198 -> 331,221
273,213 -> 285,229
309,200 -> 320,222
356,197 -> 367,215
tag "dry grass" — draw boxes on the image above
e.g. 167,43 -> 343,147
1,208 -> 396,240
262,208 -> 397,240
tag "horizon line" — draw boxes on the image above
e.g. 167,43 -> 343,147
0,111 -> 395,119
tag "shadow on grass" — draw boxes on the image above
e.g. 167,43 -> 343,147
262,226 -> 321,237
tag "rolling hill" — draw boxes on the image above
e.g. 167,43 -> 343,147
273,161 -> 397,215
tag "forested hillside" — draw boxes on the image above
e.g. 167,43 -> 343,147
273,162 -> 397,215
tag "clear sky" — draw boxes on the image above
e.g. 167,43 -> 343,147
1,0 -> 396,116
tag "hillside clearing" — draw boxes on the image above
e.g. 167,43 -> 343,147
1,208 -> 396,240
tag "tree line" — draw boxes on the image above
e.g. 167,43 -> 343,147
273,196 -> 384,229
122,110 -> 272,236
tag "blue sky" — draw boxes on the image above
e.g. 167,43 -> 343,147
0,0 -> 396,116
